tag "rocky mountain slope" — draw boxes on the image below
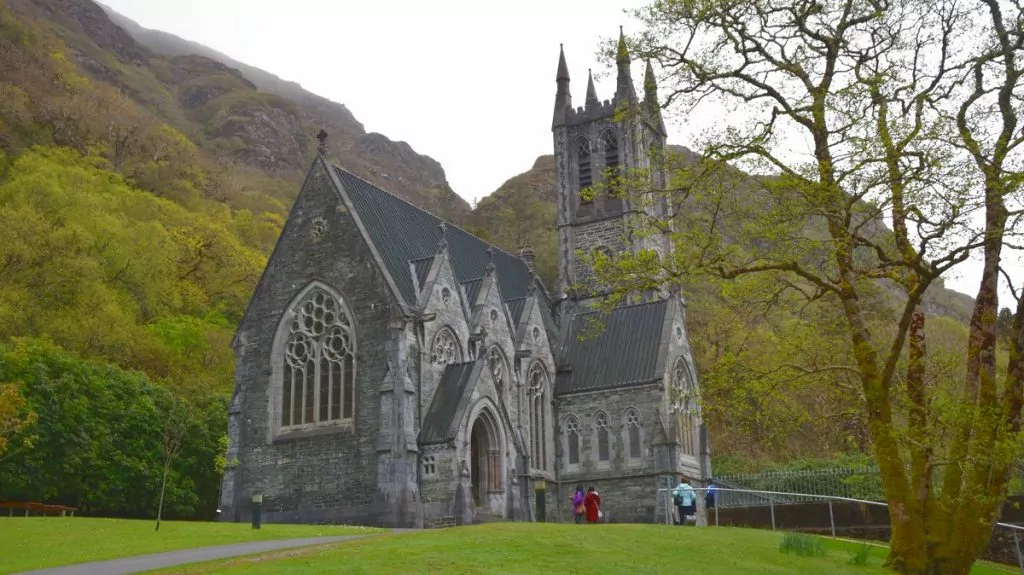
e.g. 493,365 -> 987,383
11,0 -> 978,321
8,0 -> 469,220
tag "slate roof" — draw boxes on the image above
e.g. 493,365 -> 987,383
333,166 -> 536,307
461,278 -> 483,308
410,256 -> 433,292
505,297 -> 527,326
420,361 -> 480,444
556,300 -> 668,395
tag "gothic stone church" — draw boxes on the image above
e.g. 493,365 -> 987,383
219,33 -> 707,527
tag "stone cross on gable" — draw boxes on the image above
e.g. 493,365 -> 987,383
316,128 -> 328,157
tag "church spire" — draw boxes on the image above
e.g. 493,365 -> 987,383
585,69 -> 599,109
644,59 -> 666,135
615,26 -> 637,103
553,43 -> 572,128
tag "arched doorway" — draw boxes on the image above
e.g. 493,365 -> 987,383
469,408 -> 501,511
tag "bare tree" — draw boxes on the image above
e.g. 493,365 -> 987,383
155,396 -> 190,532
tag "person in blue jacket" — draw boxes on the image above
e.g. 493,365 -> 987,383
672,477 -> 696,525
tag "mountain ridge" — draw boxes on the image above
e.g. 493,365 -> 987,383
11,0 -> 471,220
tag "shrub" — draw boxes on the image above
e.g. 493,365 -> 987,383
848,542 -> 872,566
779,532 -> 825,557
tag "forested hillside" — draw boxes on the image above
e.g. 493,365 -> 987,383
0,0 -> 991,520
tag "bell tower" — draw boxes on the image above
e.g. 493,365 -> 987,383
552,29 -> 669,307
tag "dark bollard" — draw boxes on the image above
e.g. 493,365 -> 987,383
251,494 -> 263,530
535,480 -> 546,523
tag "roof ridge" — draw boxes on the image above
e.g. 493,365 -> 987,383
572,299 -> 668,318
331,164 -> 527,263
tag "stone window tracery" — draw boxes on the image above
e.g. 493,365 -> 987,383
423,455 -> 437,477
430,328 -> 460,366
603,130 -> 620,180
564,415 -> 581,468
625,408 -> 642,460
281,287 -> 355,429
577,139 -> 592,195
528,363 -> 549,471
310,216 -> 327,240
672,358 -> 698,456
595,412 -> 611,463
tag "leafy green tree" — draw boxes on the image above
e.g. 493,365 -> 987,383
588,1 -> 1024,572
0,338 -> 226,519
0,380 -> 35,460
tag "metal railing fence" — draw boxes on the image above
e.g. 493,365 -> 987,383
655,487 -> 1024,573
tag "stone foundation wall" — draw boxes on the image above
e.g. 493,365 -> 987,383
549,473 -> 673,524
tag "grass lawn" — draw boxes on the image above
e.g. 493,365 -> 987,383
153,523 -> 1016,574
0,517 -> 379,574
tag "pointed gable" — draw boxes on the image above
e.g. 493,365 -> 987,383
332,166 -> 536,307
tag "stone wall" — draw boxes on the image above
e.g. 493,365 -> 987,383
419,444 -> 459,522
553,383 -> 674,523
223,159 -> 395,525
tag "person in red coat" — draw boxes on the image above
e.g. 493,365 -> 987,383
583,486 -> 602,524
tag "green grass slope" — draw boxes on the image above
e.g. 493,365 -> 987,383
154,524 -> 1010,575
0,517 -> 379,574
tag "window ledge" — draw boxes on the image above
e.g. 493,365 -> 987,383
273,421 -> 353,443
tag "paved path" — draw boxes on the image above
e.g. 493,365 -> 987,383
15,534 -> 374,575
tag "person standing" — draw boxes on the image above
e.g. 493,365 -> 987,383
570,485 -> 586,524
706,479 -> 717,510
583,486 -> 602,524
672,477 -> 696,525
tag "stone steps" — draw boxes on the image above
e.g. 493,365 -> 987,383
473,512 -> 506,524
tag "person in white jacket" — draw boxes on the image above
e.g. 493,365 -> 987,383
672,478 -> 696,525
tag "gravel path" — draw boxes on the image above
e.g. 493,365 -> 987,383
14,534 -> 374,575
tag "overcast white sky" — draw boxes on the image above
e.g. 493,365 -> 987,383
100,0 -> 661,201
99,0 -> 1019,303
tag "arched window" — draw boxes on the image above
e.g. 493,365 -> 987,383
603,130 -> 620,185
281,287 -> 355,429
594,412 -> 611,463
528,363 -> 549,470
564,415 -> 581,468
486,346 -> 507,398
672,358 -> 698,456
430,327 -> 461,366
577,139 -> 592,195
625,408 -> 642,461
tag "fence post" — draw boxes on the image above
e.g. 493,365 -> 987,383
770,499 -> 776,531
715,503 -> 719,527
828,500 -> 836,538
1013,530 -> 1024,574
